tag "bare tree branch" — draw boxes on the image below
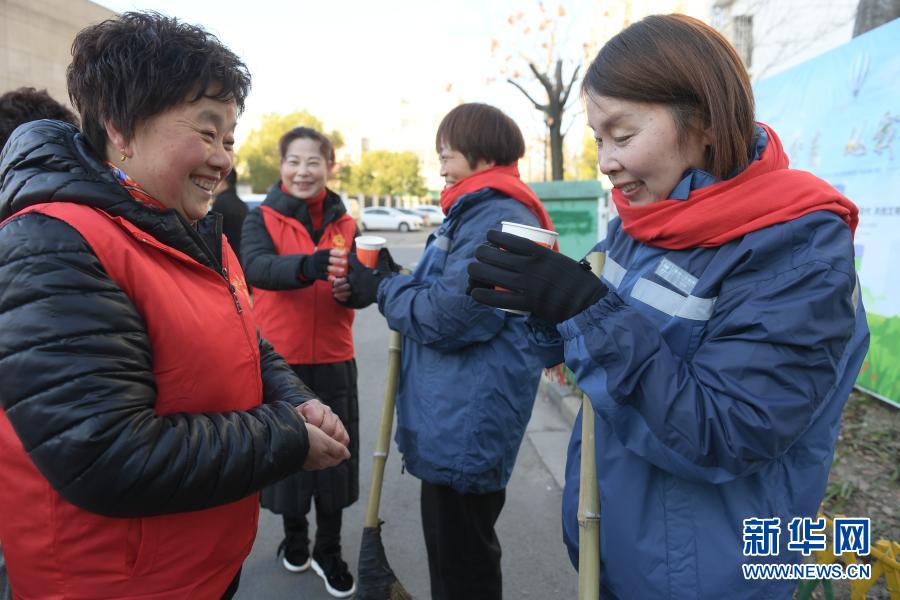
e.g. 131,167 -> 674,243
553,60 -> 563,96
528,61 -> 554,95
507,78 -> 548,111
560,64 -> 582,107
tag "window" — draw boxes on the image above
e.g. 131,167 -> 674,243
733,15 -> 753,68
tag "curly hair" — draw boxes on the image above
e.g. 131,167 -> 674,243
0,87 -> 78,149
67,11 -> 251,158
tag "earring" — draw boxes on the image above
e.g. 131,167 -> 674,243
120,150 -> 127,162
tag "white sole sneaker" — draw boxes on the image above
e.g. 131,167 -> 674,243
282,556 -> 311,573
311,558 -> 357,598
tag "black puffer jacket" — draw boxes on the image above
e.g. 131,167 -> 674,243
240,184 -> 351,290
0,120 -> 317,518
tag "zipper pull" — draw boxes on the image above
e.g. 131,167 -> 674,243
229,283 -> 243,314
222,267 -> 243,314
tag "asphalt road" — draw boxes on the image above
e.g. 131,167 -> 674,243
235,228 -> 578,599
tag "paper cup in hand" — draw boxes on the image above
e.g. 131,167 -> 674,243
496,222 -> 559,315
500,221 -> 558,248
355,235 -> 387,268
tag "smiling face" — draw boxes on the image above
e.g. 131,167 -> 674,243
438,142 -> 494,187
280,138 -> 332,200
114,97 -> 236,222
586,95 -> 710,206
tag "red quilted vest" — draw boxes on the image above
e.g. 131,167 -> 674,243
251,206 -> 357,364
0,203 -> 261,599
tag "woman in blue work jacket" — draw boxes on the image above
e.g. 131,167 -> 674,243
468,14 -> 870,600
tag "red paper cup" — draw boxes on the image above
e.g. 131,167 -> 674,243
496,222 -> 558,314
355,235 -> 387,268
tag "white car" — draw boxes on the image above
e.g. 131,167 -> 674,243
412,205 -> 445,225
361,207 -> 423,232
242,193 -> 266,211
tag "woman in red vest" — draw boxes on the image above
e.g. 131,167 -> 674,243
241,127 -> 360,598
0,12 -> 350,600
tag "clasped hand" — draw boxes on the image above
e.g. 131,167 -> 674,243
297,399 -> 351,470
467,230 -> 608,323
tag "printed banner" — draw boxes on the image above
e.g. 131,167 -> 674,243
754,18 -> 900,407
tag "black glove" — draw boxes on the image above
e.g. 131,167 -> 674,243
298,249 -> 332,282
467,230 -> 608,322
342,248 -> 401,309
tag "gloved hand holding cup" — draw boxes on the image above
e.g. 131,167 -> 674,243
355,235 -> 387,268
488,222 -> 558,315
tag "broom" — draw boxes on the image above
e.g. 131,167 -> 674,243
357,329 -> 412,600
577,393 -> 601,599
578,251 -> 604,599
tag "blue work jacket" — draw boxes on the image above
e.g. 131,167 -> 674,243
551,210 -> 869,598
378,188 -> 558,493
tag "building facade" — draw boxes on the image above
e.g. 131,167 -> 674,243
0,0 -> 115,108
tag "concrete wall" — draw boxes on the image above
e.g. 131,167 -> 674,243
0,0 -> 115,108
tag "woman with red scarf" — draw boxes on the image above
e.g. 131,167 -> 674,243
346,103 -> 559,600
469,15 -> 869,600
241,127 -> 359,598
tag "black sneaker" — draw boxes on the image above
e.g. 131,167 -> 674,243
277,538 -> 310,573
311,552 -> 356,598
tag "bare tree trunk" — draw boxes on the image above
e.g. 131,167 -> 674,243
508,59 -> 580,181
548,118 -> 564,181
853,0 -> 900,36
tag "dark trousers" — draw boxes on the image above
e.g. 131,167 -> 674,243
284,498 -> 344,558
420,481 -> 506,600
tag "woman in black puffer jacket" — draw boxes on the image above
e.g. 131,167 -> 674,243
0,12 -> 348,600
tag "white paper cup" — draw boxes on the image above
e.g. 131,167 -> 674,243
500,221 -> 558,248
355,235 -> 387,268
496,222 -> 558,315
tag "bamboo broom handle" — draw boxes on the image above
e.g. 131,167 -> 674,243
578,394 -> 601,599
578,251 -> 604,599
364,329 -> 402,528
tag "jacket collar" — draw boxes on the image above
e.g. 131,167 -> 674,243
262,183 -> 347,239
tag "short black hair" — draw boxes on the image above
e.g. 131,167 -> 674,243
67,11 -> 251,158
0,87 -> 78,149
278,127 -> 336,165
435,103 -> 525,168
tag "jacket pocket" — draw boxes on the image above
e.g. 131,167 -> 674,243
125,517 -> 158,577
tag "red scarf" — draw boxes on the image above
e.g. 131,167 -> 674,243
440,164 -> 555,235
613,124 -> 858,249
107,162 -> 168,211
282,184 -> 327,230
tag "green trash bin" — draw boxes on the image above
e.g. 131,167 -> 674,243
528,180 -> 607,259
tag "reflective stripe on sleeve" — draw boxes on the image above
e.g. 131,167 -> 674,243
602,256 -> 626,289
631,278 -> 718,321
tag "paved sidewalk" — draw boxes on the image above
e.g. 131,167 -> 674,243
528,376 -> 580,489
